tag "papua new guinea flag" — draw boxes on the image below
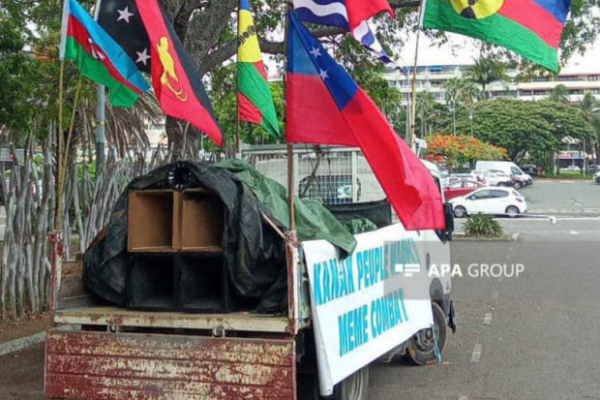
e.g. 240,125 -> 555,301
238,0 -> 280,138
286,12 -> 445,230
59,0 -> 149,107
422,0 -> 571,72
133,0 -> 223,146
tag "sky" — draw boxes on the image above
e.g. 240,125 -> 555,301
395,32 -> 600,74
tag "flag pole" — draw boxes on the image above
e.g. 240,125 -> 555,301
409,31 -> 420,150
410,0 -> 426,151
93,1 -> 105,169
235,0 -> 242,157
56,60 -> 65,230
284,0 -> 296,232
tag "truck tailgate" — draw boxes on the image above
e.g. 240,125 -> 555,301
45,330 -> 296,400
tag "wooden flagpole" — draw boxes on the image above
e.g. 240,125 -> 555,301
284,0 -> 296,232
56,61 -> 66,230
235,0 -> 242,156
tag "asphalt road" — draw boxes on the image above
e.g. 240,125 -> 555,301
1,179 -> 600,400
370,217 -> 600,400
525,179 -> 600,215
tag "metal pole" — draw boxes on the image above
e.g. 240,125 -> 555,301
96,85 -> 106,170
405,74 -> 411,142
469,108 -> 474,137
452,96 -> 457,137
583,137 -> 586,177
409,31 -> 421,150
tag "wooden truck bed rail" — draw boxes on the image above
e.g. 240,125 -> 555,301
54,307 -> 293,334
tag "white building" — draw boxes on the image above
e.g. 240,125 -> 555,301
383,64 -> 600,105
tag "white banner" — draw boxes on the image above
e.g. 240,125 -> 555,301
303,224 -> 434,395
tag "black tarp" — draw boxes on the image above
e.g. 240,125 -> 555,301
84,161 -> 356,313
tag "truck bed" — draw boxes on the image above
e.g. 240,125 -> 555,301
55,306 -> 292,333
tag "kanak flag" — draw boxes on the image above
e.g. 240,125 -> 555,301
422,0 -> 570,71
133,0 -> 222,145
286,12 -> 445,230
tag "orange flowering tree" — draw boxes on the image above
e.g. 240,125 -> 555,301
425,134 -> 508,170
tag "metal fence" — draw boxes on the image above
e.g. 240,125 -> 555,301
242,145 -> 386,206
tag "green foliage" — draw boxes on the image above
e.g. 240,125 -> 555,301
465,214 -> 503,238
547,85 -> 570,103
453,99 -> 595,161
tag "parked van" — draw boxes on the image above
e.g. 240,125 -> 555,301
475,161 -> 533,187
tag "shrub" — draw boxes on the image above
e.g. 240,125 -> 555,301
465,214 -> 503,238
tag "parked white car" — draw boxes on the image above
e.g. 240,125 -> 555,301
560,165 -> 582,173
472,170 -> 514,187
450,187 -> 527,218
594,171 -> 600,184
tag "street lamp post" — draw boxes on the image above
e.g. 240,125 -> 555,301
469,107 -> 474,137
583,136 -> 586,178
450,93 -> 457,137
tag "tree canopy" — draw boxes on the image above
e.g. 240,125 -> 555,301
455,99 -> 596,161
425,134 -> 508,169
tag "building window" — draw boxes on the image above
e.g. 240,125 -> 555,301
557,76 -> 578,82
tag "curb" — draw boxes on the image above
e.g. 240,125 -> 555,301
0,331 -> 46,357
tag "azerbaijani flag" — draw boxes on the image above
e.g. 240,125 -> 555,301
237,0 -> 280,138
59,0 -> 149,107
422,0 -> 571,72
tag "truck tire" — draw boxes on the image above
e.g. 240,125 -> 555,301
406,302 -> 447,365
331,366 -> 369,400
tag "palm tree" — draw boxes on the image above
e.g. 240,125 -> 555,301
416,91 -> 436,137
465,57 -> 509,99
444,78 -> 469,136
547,84 -> 571,103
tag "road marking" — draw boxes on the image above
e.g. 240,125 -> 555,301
483,313 -> 492,325
569,230 -> 579,235
471,343 -> 482,363
458,396 -> 469,400
491,290 -> 499,301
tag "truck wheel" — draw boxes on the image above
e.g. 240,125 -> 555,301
406,302 -> 447,365
331,366 -> 369,400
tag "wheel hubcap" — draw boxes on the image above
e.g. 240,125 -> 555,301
413,324 -> 439,352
